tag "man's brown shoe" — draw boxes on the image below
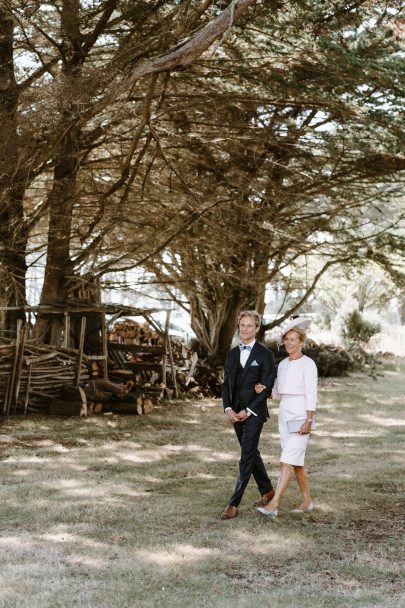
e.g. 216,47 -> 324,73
254,489 -> 275,507
220,505 -> 238,520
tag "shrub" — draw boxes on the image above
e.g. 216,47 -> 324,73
263,337 -> 380,378
264,338 -> 356,377
342,310 -> 381,346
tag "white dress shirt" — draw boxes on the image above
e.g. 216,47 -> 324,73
239,339 -> 256,367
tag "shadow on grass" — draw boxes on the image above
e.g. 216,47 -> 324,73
0,365 -> 404,607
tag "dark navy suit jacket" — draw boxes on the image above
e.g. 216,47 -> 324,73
222,341 -> 276,424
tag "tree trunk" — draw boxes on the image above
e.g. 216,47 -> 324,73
398,294 -> 405,325
34,0 -> 85,344
0,8 -> 27,334
34,119 -> 80,343
189,286 -> 250,364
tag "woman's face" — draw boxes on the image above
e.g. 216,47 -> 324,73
283,330 -> 303,357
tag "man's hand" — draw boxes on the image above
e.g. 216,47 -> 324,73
255,383 -> 266,394
236,409 -> 249,421
226,409 -> 240,423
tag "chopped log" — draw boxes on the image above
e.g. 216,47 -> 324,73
89,389 -> 112,403
90,361 -> 100,376
142,398 -> 154,414
112,397 -> 153,415
90,401 -> 113,414
60,385 -> 87,405
111,402 -> 139,415
92,378 -> 133,398
49,400 -> 87,417
108,369 -> 133,379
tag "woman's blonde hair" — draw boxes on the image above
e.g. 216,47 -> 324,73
282,326 -> 307,344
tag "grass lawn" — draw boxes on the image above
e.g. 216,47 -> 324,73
0,361 -> 404,608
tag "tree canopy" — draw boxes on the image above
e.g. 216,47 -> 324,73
0,1 -> 403,358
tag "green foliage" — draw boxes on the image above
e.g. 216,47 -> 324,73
342,310 -> 381,346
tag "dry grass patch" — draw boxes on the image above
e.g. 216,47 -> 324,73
0,362 -> 404,608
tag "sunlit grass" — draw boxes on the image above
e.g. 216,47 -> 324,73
0,363 -> 404,607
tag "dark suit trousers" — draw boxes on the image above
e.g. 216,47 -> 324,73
229,415 -> 273,507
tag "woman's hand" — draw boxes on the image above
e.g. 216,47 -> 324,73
299,420 -> 313,435
255,383 -> 266,394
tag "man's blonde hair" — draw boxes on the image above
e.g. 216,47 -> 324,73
238,310 -> 262,328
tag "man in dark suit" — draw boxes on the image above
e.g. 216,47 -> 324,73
221,310 -> 276,520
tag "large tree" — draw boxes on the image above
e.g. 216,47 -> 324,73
0,0 -> 257,341
130,0 -> 404,361
0,4 -> 28,331
1,0 -> 403,359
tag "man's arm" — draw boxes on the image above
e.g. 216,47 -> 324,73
221,352 -> 232,411
222,351 -> 241,423
245,348 -> 275,415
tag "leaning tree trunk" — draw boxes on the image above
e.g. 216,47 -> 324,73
34,1 -> 85,345
187,250 -> 271,364
0,8 -> 27,335
34,123 -> 80,344
189,286 -> 250,365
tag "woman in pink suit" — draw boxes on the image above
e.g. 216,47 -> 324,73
256,317 -> 317,518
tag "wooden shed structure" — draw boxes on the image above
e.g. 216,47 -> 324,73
0,304 -> 179,416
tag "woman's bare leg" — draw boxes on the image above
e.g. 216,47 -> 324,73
264,462 -> 293,511
293,465 -> 312,509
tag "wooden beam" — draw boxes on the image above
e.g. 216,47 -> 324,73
165,311 -> 179,399
63,313 -> 70,348
12,324 -> 26,414
101,312 -> 108,379
5,319 -> 23,416
75,317 -> 87,386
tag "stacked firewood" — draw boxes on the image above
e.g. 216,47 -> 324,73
108,319 -> 164,346
85,378 -> 154,415
49,381 -> 154,417
108,319 -> 202,397
106,318 -> 192,398
0,341 -> 89,414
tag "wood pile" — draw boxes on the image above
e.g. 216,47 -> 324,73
48,381 -> 154,417
108,319 -> 164,346
1,315 -> 193,417
0,340 -> 89,414
107,319 -> 208,399
106,318 -> 190,398
49,386 -> 88,417
84,379 -> 154,416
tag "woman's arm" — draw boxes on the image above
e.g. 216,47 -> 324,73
299,359 -> 318,434
303,359 -> 318,411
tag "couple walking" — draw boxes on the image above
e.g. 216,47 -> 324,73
221,310 -> 317,520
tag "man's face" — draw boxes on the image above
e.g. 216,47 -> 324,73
239,316 -> 259,344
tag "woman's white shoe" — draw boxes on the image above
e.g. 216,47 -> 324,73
291,501 -> 314,513
257,507 -> 278,518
